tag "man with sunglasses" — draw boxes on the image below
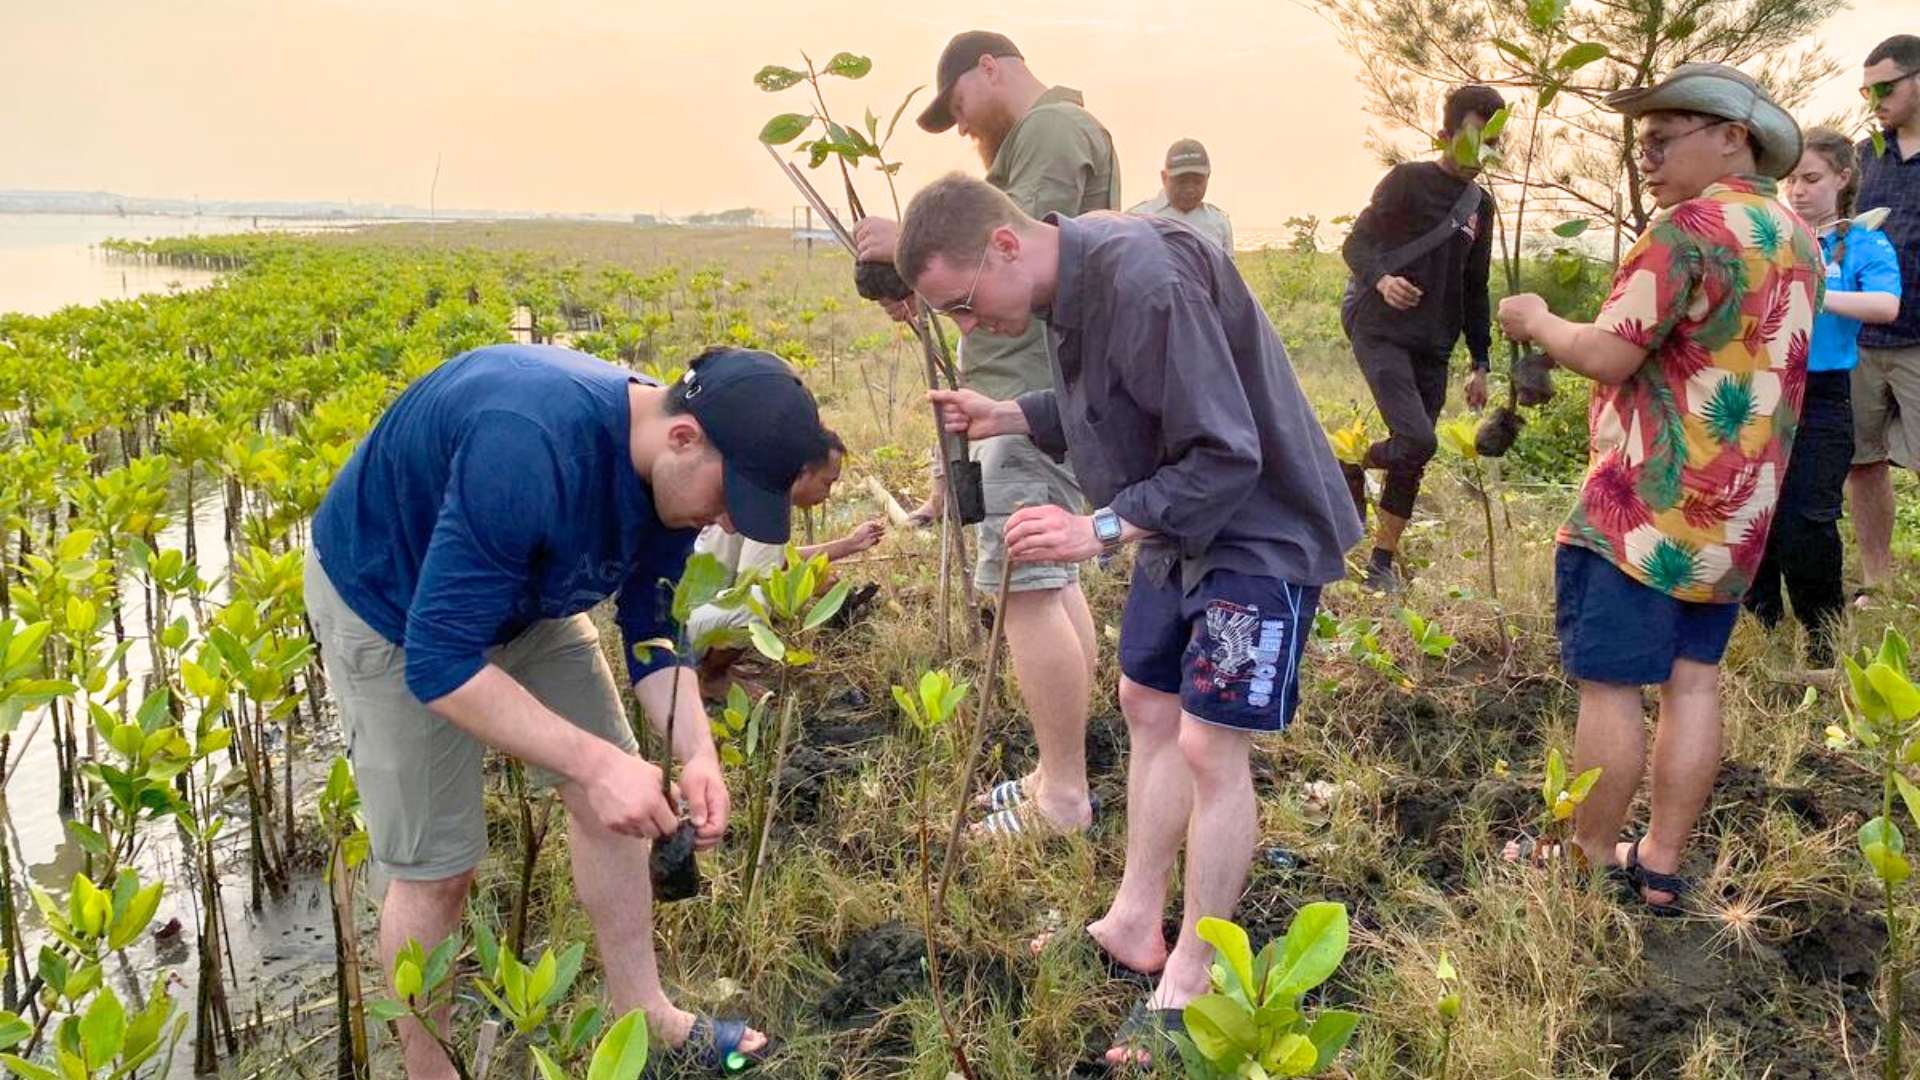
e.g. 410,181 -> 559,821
1496,64 -> 1819,914
897,173 -> 1359,1067
1339,84 -> 1503,592
1850,34 -> 1920,608
854,31 -> 1120,838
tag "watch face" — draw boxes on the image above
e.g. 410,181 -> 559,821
1095,512 -> 1121,542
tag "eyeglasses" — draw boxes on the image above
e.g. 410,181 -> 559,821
1634,119 -> 1727,166
923,247 -> 991,316
1862,70 -> 1920,105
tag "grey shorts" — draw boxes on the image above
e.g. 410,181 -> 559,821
971,434 -> 1086,594
304,550 -> 637,881
1853,344 -> 1920,469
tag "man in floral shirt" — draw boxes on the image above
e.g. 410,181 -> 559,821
1498,63 -> 1819,914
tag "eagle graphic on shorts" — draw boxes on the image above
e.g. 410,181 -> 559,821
1204,601 -> 1261,681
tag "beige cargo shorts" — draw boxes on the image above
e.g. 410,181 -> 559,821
1853,344 -> 1920,469
304,549 -> 637,881
970,433 -> 1087,594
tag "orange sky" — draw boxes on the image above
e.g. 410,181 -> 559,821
2,1 -> 1914,229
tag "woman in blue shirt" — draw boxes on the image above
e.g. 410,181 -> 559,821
1747,128 -> 1902,667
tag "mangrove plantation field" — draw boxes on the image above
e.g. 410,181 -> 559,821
1,221 -> 1918,1078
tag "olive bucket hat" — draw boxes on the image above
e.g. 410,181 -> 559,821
1604,62 -> 1803,180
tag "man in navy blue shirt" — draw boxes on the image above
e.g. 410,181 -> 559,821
307,344 -> 828,1075
1851,33 -> 1920,604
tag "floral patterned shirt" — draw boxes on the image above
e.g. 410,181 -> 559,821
1558,175 -> 1823,604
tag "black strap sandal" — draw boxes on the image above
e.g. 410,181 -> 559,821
1106,998 -> 1186,1071
1621,838 -> 1691,918
651,1016 -> 776,1075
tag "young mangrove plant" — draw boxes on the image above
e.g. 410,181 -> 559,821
1168,905 -> 1360,1078
318,756 -> 371,1079
1828,627 -> 1920,1079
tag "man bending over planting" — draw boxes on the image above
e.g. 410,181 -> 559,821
306,343 -> 829,1077
901,175 -> 1361,1067
1497,64 -> 1818,913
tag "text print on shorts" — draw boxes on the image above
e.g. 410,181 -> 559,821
1193,592 -> 1301,714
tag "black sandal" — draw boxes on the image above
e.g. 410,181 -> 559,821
1620,838 -> 1691,918
1106,998 -> 1186,1071
651,1016 -> 776,1075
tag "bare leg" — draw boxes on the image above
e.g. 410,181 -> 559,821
1107,715 -> 1255,1067
1086,677 -> 1182,975
1567,680 -> 1647,869
1374,509 -> 1411,554
379,873 -> 474,1080
1632,659 -> 1723,901
560,780 -> 768,1053
1849,462 -> 1895,593
994,586 -> 1093,830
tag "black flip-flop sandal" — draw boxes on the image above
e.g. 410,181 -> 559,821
1621,839 -> 1691,918
1106,998 -> 1186,1072
650,1016 -> 776,1075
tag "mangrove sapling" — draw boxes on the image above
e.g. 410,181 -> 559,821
1431,951 -> 1461,1080
1167,907 -> 1361,1078
1437,415 -> 1511,657
720,546 -> 853,911
892,669 -> 975,1080
1533,748 -> 1601,885
317,757 -> 371,1080
1827,628 -> 1920,1079
177,642 -> 243,1069
0,617 -> 78,1010
368,928 -> 651,1080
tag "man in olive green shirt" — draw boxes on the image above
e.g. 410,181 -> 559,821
856,30 -> 1118,836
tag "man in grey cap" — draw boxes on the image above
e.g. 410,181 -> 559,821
855,31 -> 1120,838
1496,64 -> 1819,916
1128,138 -> 1234,252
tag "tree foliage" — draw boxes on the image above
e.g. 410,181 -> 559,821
1309,0 -> 1846,236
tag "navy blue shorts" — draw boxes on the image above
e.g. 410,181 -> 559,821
1118,567 -> 1320,733
1554,544 -> 1739,686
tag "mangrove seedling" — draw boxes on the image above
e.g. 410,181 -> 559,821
1829,627 -> 1920,1079
1168,906 -> 1361,1078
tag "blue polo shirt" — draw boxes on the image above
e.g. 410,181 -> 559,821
311,345 -> 694,704
1810,223 -> 1903,373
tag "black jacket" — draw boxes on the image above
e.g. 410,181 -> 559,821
1341,161 -> 1494,368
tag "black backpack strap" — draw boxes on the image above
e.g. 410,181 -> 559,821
1369,179 -> 1486,280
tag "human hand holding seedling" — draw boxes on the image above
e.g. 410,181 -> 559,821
581,746 -> 682,840
676,750 -> 731,850
1377,274 -> 1423,310
1497,293 -> 1551,343
854,217 -> 899,263
927,388 -> 1025,439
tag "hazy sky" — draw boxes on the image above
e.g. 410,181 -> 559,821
3,1 -> 1915,229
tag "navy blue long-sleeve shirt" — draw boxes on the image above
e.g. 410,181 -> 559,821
1015,212 -> 1362,592
311,345 -> 694,704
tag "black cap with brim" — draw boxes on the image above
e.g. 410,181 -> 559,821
1603,62 -> 1803,180
678,348 -> 830,545
918,30 -> 1023,133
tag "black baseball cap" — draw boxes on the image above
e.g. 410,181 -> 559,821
918,30 -> 1023,133
676,348 -> 830,544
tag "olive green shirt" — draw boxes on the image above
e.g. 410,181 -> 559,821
964,86 -> 1119,400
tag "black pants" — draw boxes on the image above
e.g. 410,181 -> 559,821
1746,370 -> 1853,665
1352,333 -> 1451,520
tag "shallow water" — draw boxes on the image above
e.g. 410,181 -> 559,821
7,493 -> 341,1076
0,213 -> 372,317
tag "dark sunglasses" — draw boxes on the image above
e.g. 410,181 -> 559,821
1863,70 -> 1920,104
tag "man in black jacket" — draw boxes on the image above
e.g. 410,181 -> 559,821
1341,84 -> 1502,591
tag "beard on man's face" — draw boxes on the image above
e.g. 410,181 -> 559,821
966,101 -> 1016,167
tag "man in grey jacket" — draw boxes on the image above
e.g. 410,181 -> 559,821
901,174 -> 1361,1067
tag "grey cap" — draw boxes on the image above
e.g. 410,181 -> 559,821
1604,62 -> 1803,180
1165,138 -> 1211,177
